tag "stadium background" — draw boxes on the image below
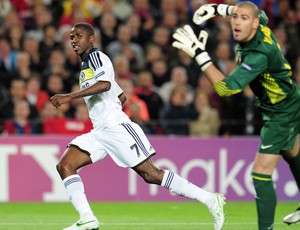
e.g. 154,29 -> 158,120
0,0 -> 299,203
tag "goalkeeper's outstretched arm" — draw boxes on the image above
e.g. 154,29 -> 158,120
193,4 -> 234,25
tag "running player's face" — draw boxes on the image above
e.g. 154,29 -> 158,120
70,27 -> 94,56
231,7 -> 259,43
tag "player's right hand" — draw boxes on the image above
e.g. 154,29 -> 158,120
50,94 -> 71,108
193,4 -> 234,25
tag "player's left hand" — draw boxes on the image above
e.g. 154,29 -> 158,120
172,25 -> 212,71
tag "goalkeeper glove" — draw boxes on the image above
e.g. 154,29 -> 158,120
193,4 -> 234,25
172,25 -> 212,71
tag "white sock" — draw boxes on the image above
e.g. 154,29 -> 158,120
161,170 -> 215,207
63,174 -> 95,219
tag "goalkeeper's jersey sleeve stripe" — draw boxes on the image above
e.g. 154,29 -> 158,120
213,81 -> 242,97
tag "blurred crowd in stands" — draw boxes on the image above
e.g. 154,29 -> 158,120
0,0 -> 299,137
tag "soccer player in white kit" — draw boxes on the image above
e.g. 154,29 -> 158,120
50,22 -> 226,230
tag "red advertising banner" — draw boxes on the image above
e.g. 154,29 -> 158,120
0,136 -> 298,202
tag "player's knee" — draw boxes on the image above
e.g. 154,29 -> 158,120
56,161 -> 73,175
141,170 -> 163,185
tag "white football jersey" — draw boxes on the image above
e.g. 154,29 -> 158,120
79,48 -> 130,130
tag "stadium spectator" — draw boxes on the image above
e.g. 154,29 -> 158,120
39,23 -> 63,64
60,0 -> 96,26
159,86 -> 195,135
118,78 -> 150,122
121,44 -> 143,73
67,83 -> 86,118
56,24 -> 73,45
0,78 -> 39,125
111,0 -> 133,22
160,10 -> 179,31
22,33 -> 45,73
189,89 -> 220,137
296,0 -> 300,21
106,24 -> 145,70
25,73 -> 49,113
94,12 -> 117,52
0,0 -> 13,25
169,49 -> 200,88
150,57 -> 170,87
144,43 -> 165,69
260,0 -> 275,29
150,26 -> 176,61
15,51 -> 31,80
36,100 -> 57,134
9,0 -> 32,29
135,70 -> 164,134
0,36 -> 19,88
135,70 -> 164,120
3,99 -> 37,135
226,86 -> 262,136
26,3 -> 55,41
45,73 -> 66,98
113,55 -> 134,80
213,41 -> 236,77
125,12 -> 150,46
43,103 -> 93,135
2,8 -> 23,28
281,9 -> 300,70
6,24 -> 25,51
43,49 -> 73,92
159,66 -> 194,105
131,0 -> 154,21
0,83 -> 9,106
274,0 -> 290,28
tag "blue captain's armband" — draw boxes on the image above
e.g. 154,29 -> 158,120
213,81 -> 242,97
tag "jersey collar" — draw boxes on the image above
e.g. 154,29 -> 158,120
82,48 -> 99,61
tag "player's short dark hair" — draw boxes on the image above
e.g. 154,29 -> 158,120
73,22 -> 95,36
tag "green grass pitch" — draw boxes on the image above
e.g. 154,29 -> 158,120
0,201 -> 299,230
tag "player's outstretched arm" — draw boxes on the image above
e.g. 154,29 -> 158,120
50,81 -> 111,108
193,4 -> 234,25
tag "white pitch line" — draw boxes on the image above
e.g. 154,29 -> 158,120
0,222 -> 286,226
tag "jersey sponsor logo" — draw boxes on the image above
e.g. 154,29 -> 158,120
261,144 -> 273,149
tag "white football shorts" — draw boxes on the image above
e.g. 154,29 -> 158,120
68,121 -> 156,168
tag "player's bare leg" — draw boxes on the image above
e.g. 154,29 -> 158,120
133,158 -> 226,230
57,146 -> 99,230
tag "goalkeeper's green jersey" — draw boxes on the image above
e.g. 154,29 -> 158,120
213,10 -> 298,113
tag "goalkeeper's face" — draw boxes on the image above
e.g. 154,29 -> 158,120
231,6 -> 259,43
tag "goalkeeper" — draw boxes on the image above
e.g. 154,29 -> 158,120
172,1 -> 300,229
